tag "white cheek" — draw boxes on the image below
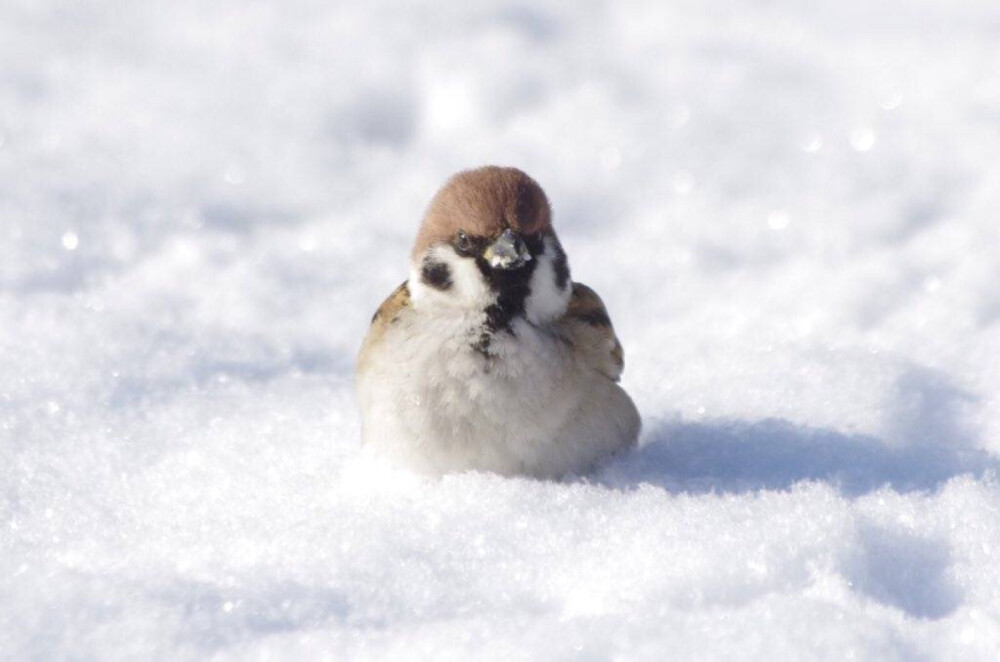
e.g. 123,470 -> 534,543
409,245 -> 494,311
525,237 -> 571,324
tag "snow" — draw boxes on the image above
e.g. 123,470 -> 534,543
2,0 -> 1000,659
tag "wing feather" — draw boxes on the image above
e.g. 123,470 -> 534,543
358,281 -> 411,368
560,282 -> 625,381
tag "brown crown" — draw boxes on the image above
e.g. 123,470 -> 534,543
411,166 -> 552,261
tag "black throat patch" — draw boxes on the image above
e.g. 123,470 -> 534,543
472,233 -> 545,354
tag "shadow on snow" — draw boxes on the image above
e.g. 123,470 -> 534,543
602,364 -> 995,496
601,417 -> 997,497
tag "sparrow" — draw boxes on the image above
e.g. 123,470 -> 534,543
356,166 -> 640,478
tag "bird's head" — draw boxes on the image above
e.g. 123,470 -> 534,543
408,166 -> 572,328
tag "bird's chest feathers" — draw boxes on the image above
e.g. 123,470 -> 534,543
413,311 -> 564,383
388,308 -> 573,428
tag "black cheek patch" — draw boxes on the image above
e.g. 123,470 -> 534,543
523,233 -> 546,256
551,239 -> 570,291
421,258 -> 452,291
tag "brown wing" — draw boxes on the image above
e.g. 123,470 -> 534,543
358,281 -> 411,369
560,282 -> 625,381
369,281 -> 410,326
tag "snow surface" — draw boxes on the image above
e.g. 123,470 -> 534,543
3,0 -> 1000,659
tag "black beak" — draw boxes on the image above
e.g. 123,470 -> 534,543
484,229 -> 531,270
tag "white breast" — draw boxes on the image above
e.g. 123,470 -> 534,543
358,301 -> 586,475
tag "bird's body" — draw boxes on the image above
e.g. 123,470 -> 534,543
356,166 -> 640,478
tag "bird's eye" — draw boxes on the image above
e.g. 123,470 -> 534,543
455,230 -> 473,255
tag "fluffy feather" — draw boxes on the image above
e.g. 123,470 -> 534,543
356,166 -> 640,478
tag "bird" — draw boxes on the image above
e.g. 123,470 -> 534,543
356,166 -> 640,478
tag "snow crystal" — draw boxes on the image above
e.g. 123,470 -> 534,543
849,128 -> 877,153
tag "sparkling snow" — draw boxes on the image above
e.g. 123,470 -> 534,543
3,0 -> 1000,659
